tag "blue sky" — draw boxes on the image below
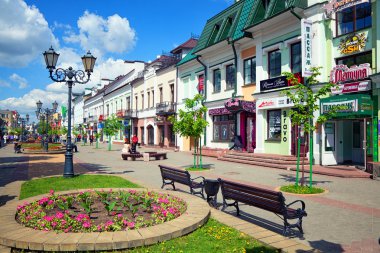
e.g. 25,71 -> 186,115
0,0 -> 233,121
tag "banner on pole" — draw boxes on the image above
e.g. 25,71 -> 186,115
301,19 -> 313,77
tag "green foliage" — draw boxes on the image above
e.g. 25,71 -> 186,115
282,67 -> 337,133
280,185 -> 325,194
103,200 -> 117,216
186,167 -> 211,171
169,94 -> 208,139
103,114 -> 123,136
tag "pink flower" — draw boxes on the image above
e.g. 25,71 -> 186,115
52,222 -> 57,227
43,216 -> 53,222
127,222 -> 135,229
117,214 -> 123,219
105,221 -> 114,226
83,221 -> 91,228
48,200 -> 54,205
55,212 -> 64,219
49,189 -> 55,195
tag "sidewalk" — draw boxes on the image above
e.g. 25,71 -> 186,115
1,143 -> 379,252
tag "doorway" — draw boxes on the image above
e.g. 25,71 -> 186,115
291,124 -> 308,157
158,125 -> 164,147
147,125 -> 154,145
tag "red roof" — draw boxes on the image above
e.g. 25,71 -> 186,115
170,38 -> 198,54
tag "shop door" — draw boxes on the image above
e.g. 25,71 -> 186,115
352,121 -> 364,164
147,125 -> 154,145
291,124 -> 308,157
140,127 -> 145,145
321,121 -> 338,165
158,125 -> 165,147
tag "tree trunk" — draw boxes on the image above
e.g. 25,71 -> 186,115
301,134 -> 308,186
108,135 -> 111,151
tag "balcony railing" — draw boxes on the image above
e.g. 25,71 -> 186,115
156,101 -> 175,116
124,109 -> 137,119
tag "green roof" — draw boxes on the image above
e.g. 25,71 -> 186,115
193,0 -> 308,53
176,48 -> 197,66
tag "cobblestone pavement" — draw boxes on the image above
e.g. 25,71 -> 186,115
0,143 -> 379,253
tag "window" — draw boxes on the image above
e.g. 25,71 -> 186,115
262,0 -> 270,9
147,92 -> 150,108
336,51 -> 371,67
141,94 -> 144,110
226,64 -> 235,90
170,84 -> 174,103
152,90 -> 154,107
337,3 -> 371,36
291,42 -> 301,74
267,110 -> 281,141
135,96 -> 138,111
213,114 -> 235,142
268,50 -> 281,78
159,87 -> 163,103
244,57 -> 256,85
213,69 -> 221,93
208,23 -> 221,46
106,105 -> 109,116
126,97 -> 130,111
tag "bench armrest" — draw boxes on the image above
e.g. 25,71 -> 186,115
286,200 -> 306,211
191,176 -> 205,183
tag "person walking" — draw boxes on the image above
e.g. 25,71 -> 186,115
89,135 -> 94,146
3,134 -> 7,144
131,135 -> 138,153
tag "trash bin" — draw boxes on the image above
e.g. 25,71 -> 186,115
203,179 -> 220,208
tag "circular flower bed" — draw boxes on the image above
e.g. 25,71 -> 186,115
16,189 -> 187,233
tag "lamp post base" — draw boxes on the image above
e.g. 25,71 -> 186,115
63,147 -> 74,177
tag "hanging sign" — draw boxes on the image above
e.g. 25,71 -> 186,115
224,98 -> 243,113
301,19 -> 313,77
339,33 -> 367,55
260,76 -> 288,92
197,74 -> 204,94
330,63 -> 371,83
331,80 -> 371,94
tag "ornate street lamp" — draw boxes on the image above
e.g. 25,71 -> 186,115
43,46 -> 96,177
36,100 -> 58,151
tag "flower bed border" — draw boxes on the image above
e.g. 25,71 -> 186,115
0,188 -> 210,252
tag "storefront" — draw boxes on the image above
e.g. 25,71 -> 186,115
320,94 -> 374,168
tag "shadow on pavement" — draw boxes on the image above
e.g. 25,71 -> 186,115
278,174 -> 332,185
307,239 -> 344,253
0,194 -> 16,206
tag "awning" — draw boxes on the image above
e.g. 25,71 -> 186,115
209,99 -> 256,116
320,94 -> 373,118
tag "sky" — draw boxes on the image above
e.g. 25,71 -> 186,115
0,0 -> 233,122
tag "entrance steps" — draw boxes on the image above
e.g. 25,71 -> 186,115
218,151 -> 309,170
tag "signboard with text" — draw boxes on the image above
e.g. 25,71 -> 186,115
260,76 -> 288,92
301,19 -> 313,77
331,80 -> 371,94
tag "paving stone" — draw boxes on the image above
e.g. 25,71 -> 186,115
259,234 -> 287,244
266,238 -> 299,249
76,232 -> 100,251
282,243 -> 320,253
94,232 -> 114,251
59,233 -> 84,251
125,230 -> 144,248
248,230 -> 277,239
26,231 -> 60,251
112,231 -> 130,250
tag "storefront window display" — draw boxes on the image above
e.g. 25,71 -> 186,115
267,110 -> 281,140
213,114 -> 234,142
336,2 -> 371,36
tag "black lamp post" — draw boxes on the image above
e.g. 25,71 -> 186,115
43,46 -> 96,177
36,100 -> 58,151
19,114 -> 29,142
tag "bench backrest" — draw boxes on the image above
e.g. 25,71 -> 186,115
218,178 -> 286,214
159,165 -> 191,185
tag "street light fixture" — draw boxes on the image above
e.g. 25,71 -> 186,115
36,100 -> 58,151
43,46 -> 96,177
17,114 -> 29,142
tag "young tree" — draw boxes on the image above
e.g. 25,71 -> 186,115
169,94 -> 209,169
103,114 -> 123,151
94,132 -> 101,149
282,67 -> 337,188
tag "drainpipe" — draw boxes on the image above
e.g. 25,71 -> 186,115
175,66 -> 178,149
196,55 -> 208,146
228,38 -> 238,139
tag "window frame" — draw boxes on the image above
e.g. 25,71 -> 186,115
225,64 -> 235,90
213,114 -> 235,142
243,57 -> 256,85
267,109 -> 282,141
268,49 -> 281,78
335,51 -> 372,67
213,68 -> 221,93
336,2 -> 372,37
290,42 -> 301,74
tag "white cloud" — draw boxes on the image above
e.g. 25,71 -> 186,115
10,73 -> 28,89
0,0 -> 58,67
64,11 -> 136,58
0,79 -> 11,87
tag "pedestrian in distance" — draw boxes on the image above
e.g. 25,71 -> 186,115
89,135 -> 94,146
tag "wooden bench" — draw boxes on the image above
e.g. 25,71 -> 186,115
159,165 -> 205,198
218,178 -> 307,235
121,153 -> 143,161
149,152 -> 167,160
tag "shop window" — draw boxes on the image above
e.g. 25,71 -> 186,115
244,57 -> 256,85
213,69 -> 221,93
267,110 -> 281,141
226,64 -> 235,90
141,94 -> 144,110
291,42 -> 301,74
337,3 -> 371,36
336,51 -> 371,68
268,49 -> 281,78
213,114 -> 234,142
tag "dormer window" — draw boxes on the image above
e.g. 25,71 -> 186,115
208,23 -> 221,46
220,16 -> 234,40
262,0 -> 270,10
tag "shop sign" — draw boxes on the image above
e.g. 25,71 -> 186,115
123,120 -> 129,126
331,80 -> 371,94
260,76 -> 288,92
301,19 -> 313,77
197,74 -> 204,94
320,94 -> 373,117
323,0 -> 369,15
224,98 -> 243,113
257,97 -> 294,110
98,115 -> 104,121
329,63 -> 371,83
97,123 -> 104,129
339,33 -> 366,55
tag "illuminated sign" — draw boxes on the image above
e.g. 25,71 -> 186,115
339,33 -> 366,55
330,63 -> 371,83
